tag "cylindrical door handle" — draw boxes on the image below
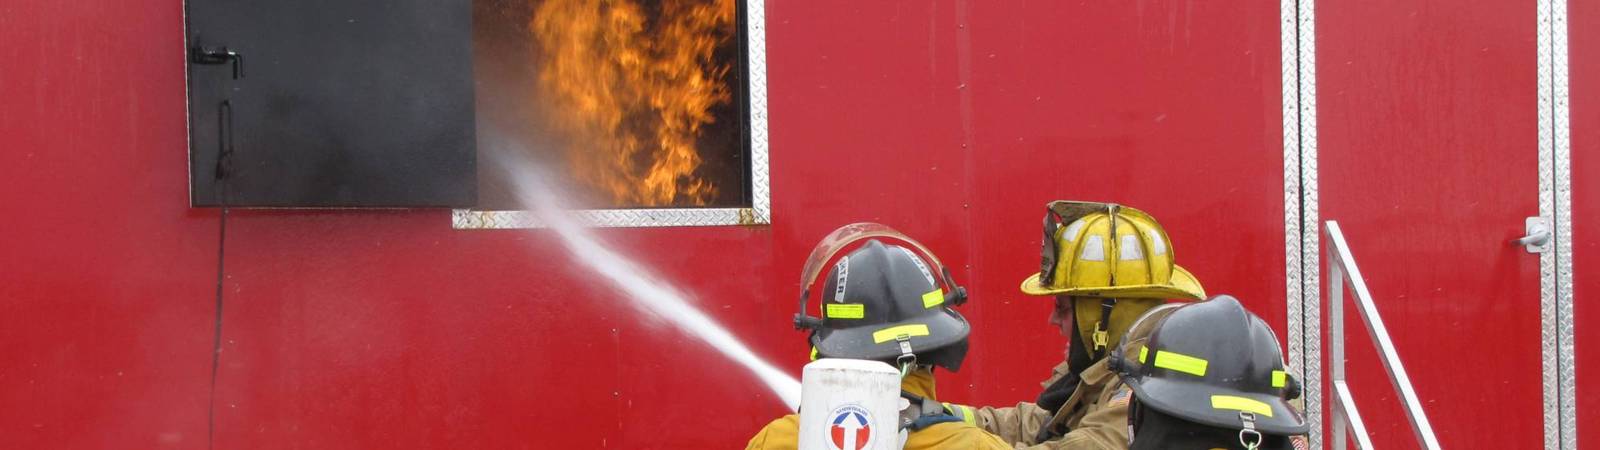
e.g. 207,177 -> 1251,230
1513,230 -> 1551,246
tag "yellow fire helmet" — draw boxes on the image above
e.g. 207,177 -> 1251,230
1021,201 -> 1207,358
1020,201 -> 1206,300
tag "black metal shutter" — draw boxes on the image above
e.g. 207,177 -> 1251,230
187,0 -> 476,207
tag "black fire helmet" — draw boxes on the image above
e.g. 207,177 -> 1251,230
1112,295 -> 1309,440
794,223 -> 971,372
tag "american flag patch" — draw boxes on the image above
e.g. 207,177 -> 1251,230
1107,388 -> 1132,408
1291,436 -> 1308,450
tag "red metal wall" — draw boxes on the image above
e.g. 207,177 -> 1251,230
0,1 -> 1285,448
1572,0 -> 1597,447
1318,0 -> 1550,447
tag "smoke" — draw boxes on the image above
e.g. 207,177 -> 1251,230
486,142 -> 801,411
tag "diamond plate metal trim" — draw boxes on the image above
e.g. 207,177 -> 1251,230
745,0 -> 771,224
453,1 -> 772,229
1279,0 -> 1307,447
1548,0 -> 1576,447
1295,0 -> 1323,447
1538,0 -> 1564,447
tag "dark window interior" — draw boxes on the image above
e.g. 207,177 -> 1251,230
186,0 -> 478,207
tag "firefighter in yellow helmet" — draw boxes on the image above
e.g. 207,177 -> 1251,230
947,201 -> 1206,449
745,223 -> 1010,450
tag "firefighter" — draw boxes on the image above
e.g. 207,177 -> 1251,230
1110,295 -> 1310,450
745,223 -> 1010,450
948,201 -> 1207,449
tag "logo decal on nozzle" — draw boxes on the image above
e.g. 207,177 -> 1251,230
827,404 -> 874,450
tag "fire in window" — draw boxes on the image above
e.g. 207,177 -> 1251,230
473,0 -> 753,211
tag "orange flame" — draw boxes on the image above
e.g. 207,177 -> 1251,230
531,0 -> 736,207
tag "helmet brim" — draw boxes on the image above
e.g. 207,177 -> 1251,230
810,307 -> 972,371
1018,265 -> 1206,300
1124,374 -> 1309,435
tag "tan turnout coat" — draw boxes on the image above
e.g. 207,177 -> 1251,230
968,358 -> 1133,450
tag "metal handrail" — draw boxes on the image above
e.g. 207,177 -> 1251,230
1325,221 -> 1442,450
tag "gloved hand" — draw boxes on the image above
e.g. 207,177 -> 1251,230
940,402 -> 977,426
1036,371 -> 1080,415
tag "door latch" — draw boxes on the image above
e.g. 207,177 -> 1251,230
1513,216 -> 1551,254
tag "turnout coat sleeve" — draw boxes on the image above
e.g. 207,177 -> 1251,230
968,400 -> 1054,445
969,361 -> 1132,450
968,361 -> 1069,444
744,415 -> 800,450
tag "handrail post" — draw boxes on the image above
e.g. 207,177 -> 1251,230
1327,227 -> 1348,450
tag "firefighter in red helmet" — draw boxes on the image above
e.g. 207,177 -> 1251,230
745,223 -> 1008,450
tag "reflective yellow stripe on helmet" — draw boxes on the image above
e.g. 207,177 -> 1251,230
1272,370 -> 1287,388
872,324 -> 930,343
921,289 -> 945,308
1152,349 -> 1208,377
1211,395 -> 1273,417
826,303 -> 865,319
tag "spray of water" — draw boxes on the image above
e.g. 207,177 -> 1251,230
489,147 -> 802,411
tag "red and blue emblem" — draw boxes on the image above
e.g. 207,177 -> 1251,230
1107,387 -> 1132,408
826,404 -> 874,450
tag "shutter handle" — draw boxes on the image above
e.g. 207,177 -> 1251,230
191,45 -> 244,79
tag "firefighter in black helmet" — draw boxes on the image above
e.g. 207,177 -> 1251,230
745,223 -> 1009,450
1111,295 -> 1310,450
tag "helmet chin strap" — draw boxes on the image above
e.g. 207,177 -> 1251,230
1237,412 -> 1263,450
895,336 -> 918,378
1092,297 -> 1116,359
